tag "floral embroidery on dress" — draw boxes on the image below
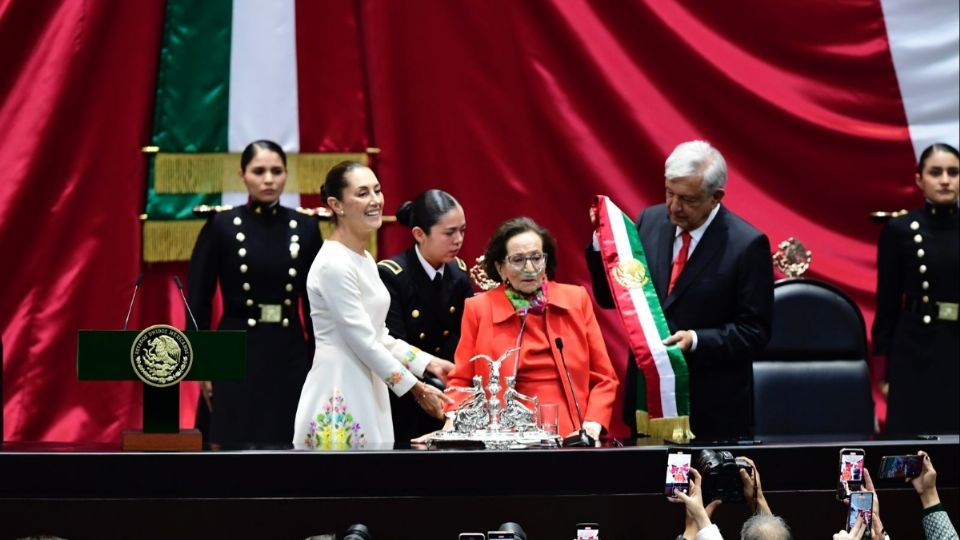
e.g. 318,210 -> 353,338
384,371 -> 404,387
400,347 -> 420,369
304,389 -> 367,450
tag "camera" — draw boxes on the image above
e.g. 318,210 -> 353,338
695,449 -> 752,503
342,523 -> 371,540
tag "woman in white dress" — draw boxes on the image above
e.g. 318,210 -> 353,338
293,161 -> 453,449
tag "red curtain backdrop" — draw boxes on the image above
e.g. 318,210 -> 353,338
2,0 -> 925,442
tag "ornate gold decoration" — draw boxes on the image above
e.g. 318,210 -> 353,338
868,209 -> 909,223
773,237 -> 812,278
130,324 -> 194,387
469,255 -> 499,291
612,258 -> 648,289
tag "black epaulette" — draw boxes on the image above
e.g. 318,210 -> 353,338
378,259 -> 403,275
455,257 -> 467,271
192,204 -> 234,218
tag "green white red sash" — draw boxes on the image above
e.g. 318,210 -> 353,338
592,195 -> 693,441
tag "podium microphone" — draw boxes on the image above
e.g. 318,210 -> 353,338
173,275 -> 199,331
122,274 -> 144,331
555,337 -> 595,447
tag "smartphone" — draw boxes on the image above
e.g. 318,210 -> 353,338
665,451 -> 692,497
487,533 -> 515,540
577,522 -> 600,539
837,448 -> 865,499
847,491 -> 874,537
458,535 -> 485,540
878,454 -> 923,479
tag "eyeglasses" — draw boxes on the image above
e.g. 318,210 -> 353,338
505,252 -> 547,271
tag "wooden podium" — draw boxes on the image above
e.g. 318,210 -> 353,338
77,329 -> 245,451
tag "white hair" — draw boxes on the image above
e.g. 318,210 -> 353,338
741,514 -> 792,540
664,140 -> 727,196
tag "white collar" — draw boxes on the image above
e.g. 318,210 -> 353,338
415,244 -> 443,280
675,203 -> 721,243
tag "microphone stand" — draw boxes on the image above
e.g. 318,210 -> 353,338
555,337 -> 595,447
173,275 -> 200,331
122,274 -> 144,331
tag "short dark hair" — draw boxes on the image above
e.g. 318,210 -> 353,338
918,142 -> 960,174
396,189 -> 461,233
240,140 -> 286,172
483,216 -> 557,282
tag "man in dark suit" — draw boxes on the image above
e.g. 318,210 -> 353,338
588,140 -> 773,439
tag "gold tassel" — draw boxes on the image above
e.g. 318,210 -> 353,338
142,220 -> 206,262
636,411 -> 695,444
153,152 -> 369,194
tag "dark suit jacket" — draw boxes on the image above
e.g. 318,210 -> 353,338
587,204 -> 773,438
378,247 -> 474,442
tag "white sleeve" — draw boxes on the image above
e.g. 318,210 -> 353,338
381,330 -> 430,378
314,257 -> 420,396
694,524 -> 724,540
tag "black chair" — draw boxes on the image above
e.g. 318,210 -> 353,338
752,278 -> 874,437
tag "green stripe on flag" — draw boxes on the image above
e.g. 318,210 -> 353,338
146,0 -> 232,220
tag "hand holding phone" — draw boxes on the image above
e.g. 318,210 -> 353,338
847,491 -> 874,538
877,454 -> 924,480
665,451 -> 692,498
837,448 -> 865,499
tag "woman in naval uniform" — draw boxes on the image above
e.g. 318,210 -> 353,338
187,140 -> 322,447
377,189 -> 473,443
873,142 -> 959,435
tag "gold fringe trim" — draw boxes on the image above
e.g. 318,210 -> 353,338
142,219 -> 206,263
142,219 -> 375,262
636,411 -> 695,444
154,152 -> 369,194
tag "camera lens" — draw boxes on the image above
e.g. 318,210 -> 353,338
343,524 -> 371,540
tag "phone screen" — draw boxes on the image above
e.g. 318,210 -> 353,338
847,491 -> 874,532
878,454 -> 923,479
839,449 -> 865,495
458,535 -> 486,540
487,533 -> 515,540
665,452 -> 692,497
577,523 -> 600,540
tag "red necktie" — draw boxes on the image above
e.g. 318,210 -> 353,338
668,231 -> 691,294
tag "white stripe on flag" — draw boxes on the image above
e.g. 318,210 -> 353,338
604,198 -> 678,417
229,0 -> 301,208
880,0 -> 960,157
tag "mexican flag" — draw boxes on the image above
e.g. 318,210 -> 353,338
593,195 -> 693,442
143,0 -> 368,262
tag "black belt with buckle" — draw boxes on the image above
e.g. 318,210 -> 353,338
904,296 -> 959,322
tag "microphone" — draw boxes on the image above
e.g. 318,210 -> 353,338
173,275 -> 199,331
555,337 -> 595,447
122,274 -> 144,331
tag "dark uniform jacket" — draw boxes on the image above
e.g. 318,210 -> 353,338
378,246 -> 474,442
873,203 -> 959,434
588,204 -> 774,439
187,201 -> 322,446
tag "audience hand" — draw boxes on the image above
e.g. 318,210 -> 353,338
911,450 -> 940,509
833,515 -> 865,540
861,468 -> 884,538
670,469 -> 720,537
426,358 -> 454,385
411,381 -> 454,419
200,381 -> 214,411
737,456 -> 771,515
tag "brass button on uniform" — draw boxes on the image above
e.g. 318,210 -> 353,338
284,299 -> 292,306
923,315 -> 932,324
434,347 -> 441,353
411,309 -> 420,319
419,332 -> 426,340
449,306 -> 456,314
245,299 -> 254,307
443,330 -> 450,337
923,296 -> 930,303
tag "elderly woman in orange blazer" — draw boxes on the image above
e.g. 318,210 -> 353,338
445,216 -> 618,441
